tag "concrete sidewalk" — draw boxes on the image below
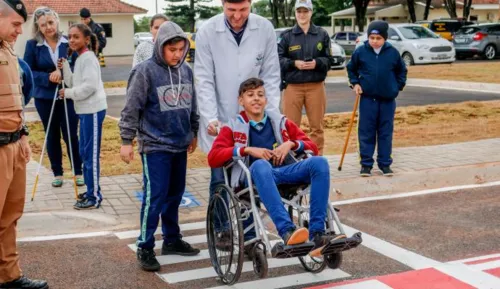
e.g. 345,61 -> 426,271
18,138 -> 500,237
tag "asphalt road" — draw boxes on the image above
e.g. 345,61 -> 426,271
105,83 -> 500,119
17,185 -> 500,289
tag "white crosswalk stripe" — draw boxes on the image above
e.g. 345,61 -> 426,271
122,221 -> 352,288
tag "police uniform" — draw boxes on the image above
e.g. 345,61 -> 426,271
80,8 -> 107,67
0,1 -> 47,288
277,0 -> 333,155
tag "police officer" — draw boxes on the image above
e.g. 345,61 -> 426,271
0,0 -> 48,288
278,0 -> 333,155
80,7 -> 107,67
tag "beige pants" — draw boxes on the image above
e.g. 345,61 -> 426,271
0,141 -> 26,283
282,82 -> 327,155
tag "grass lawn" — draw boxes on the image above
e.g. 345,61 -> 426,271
328,62 -> 500,83
28,100 -> 500,177
103,81 -> 128,89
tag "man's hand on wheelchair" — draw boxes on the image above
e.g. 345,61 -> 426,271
244,147 -> 274,161
272,141 -> 295,166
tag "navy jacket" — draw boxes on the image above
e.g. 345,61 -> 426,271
23,38 -> 71,100
347,41 -> 407,100
18,58 -> 34,105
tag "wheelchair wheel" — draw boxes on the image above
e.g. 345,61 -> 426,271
252,242 -> 268,279
207,184 -> 244,285
325,252 -> 343,269
289,195 -> 327,273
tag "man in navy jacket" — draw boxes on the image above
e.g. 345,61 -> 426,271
347,20 -> 407,177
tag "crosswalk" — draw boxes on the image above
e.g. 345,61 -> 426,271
116,221 -> 353,289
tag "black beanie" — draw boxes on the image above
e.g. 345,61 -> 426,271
79,8 -> 91,18
367,20 -> 389,40
4,0 -> 27,22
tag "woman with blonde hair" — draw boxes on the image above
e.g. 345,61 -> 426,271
23,7 -> 83,187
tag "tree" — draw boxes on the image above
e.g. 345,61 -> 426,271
353,0 -> 370,32
164,0 -> 221,32
407,0 -> 417,23
253,0 -> 272,18
423,0 -> 432,20
311,0 -> 332,26
443,0 -> 457,18
134,16 -> 151,33
463,0 -> 473,19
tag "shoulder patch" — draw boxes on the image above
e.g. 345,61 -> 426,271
317,42 -> 323,51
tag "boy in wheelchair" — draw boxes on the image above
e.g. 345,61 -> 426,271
208,78 -> 347,257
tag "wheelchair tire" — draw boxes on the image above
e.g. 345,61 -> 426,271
207,184 -> 244,285
325,252 -> 343,269
289,195 -> 327,273
252,243 -> 268,279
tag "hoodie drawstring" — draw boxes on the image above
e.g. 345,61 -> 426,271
168,66 -> 182,106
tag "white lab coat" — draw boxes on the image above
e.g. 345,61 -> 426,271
194,13 -> 281,153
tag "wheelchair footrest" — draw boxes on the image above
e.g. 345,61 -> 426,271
321,232 -> 363,256
271,242 -> 315,259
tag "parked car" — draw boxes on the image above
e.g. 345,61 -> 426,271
331,31 -> 361,52
330,42 -> 346,70
355,24 -> 455,66
134,32 -> 152,47
427,19 -> 475,41
453,23 -> 500,60
415,20 -> 432,29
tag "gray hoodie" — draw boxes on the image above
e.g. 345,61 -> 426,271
119,22 -> 199,154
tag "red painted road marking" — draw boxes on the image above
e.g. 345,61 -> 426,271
378,268 -> 475,289
485,267 -> 500,278
465,256 -> 500,266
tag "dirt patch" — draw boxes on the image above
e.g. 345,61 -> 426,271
329,62 -> 500,84
103,80 -> 128,89
28,100 -> 500,176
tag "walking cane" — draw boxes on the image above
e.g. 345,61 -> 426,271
338,93 -> 360,171
60,67 -> 79,200
31,89 -> 58,201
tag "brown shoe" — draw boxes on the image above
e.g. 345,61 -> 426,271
309,233 -> 347,257
283,227 -> 309,246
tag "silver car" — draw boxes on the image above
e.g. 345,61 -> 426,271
355,24 -> 455,66
331,31 -> 361,52
453,24 -> 500,60
134,32 -> 153,47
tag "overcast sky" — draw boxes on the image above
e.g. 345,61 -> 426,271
122,0 -> 223,17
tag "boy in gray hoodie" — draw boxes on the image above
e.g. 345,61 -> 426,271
119,21 -> 200,271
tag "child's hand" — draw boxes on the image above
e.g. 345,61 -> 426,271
58,88 -> 65,99
272,141 -> 295,166
120,145 -> 134,164
244,147 -> 274,161
353,84 -> 363,96
188,137 -> 197,154
207,120 -> 220,137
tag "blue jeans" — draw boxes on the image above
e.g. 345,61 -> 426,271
136,151 -> 187,249
250,156 -> 330,240
209,167 -> 256,241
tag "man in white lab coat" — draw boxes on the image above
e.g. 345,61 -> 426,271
195,0 -> 281,253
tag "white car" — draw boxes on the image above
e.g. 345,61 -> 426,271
355,24 -> 455,66
330,42 -> 346,70
134,32 -> 153,47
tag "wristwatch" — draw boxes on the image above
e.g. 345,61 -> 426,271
20,124 -> 29,137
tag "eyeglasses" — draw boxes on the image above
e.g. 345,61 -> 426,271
34,7 -> 53,17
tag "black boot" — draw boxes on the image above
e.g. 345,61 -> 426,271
137,248 -> 160,272
0,276 -> 48,289
162,239 -> 200,256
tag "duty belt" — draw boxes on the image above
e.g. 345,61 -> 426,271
0,130 -> 21,146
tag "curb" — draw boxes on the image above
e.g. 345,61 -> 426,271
325,77 -> 500,94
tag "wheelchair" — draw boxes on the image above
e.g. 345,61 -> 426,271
206,156 -> 363,285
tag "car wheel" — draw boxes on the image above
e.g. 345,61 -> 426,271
402,53 -> 414,67
482,45 -> 496,60
456,54 -> 466,60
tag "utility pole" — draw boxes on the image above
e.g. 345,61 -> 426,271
155,0 -> 158,14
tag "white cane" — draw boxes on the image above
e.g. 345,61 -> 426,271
61,68 -> 79,200
31,88 -> 58,201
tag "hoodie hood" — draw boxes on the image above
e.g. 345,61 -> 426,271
154,21 -> 190,69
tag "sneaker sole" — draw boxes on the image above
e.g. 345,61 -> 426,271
309,234 -> 347,258
73,205 -> 99,210
360,173 -> 371,177
139,264 -> 160,272
383,173 -> 394,177
161,250 -> 201,256
285,227 -> 309,246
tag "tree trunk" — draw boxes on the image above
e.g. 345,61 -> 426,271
444,0 -> 457,18
354,0 -> 370,32
463,0 -> 473,20
288,0 -> 296,23
423,0 -> 432,20
270,0 -> 280,27
279,0 -> 288,27
407,0 -> 417,23
190,0 -> 195,32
